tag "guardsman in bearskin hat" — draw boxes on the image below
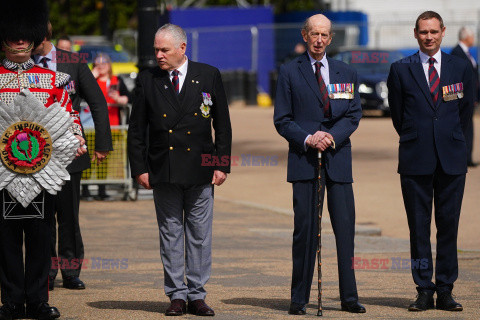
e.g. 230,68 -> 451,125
0,1 -> 87,319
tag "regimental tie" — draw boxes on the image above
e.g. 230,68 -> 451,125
428,57 -> 440,104
40,57 -> 49,69
314,61 -> 331,118
171,69 -> 179,94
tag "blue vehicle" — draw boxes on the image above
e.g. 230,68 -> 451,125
332,49 -> 404,116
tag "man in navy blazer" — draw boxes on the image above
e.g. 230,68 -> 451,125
451,26 -> 479,167
387,11 -> 474,312
274,14 -> 364,315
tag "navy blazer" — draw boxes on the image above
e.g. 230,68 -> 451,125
274,53 -> 362,183
127,61 -> 232,186
387,51 -> 474,175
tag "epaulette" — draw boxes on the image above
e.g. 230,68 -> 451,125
55,71 -> 71,88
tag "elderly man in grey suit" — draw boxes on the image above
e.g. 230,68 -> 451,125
128,24 -> 232,317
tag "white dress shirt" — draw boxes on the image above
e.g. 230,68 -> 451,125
169,57 -> 188,93
34,42 -> 57,72
304,52 -> 330,149
419,50 -> 442,86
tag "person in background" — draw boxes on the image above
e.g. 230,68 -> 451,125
81,53 -> 129,201
451,26 -> 479,167
56,35 -> 73,52
33,22 -> 112,291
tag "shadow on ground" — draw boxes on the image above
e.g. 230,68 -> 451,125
221,298 -> 337,311
360,296 -> 412,309
87,301 -> 169,313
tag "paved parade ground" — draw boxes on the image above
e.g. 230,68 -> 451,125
51,108 -> 480,319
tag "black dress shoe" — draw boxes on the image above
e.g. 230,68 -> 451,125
341,301 -> 366,313
288,302 -> 306,315
26,303 -> 60,320
408,291 -> 434,311
188,299 -> 215,316
0,303 -> 25,320
165,299 -> 186,316
63,276 -> 86,290
436,292 -> 463,311
48,276 -> 55,291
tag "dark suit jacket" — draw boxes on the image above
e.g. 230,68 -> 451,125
451,44 -> 480,102
54,48 -> 113,173
127,60 -> 232,186
274,53 -> 362,183
387,51 -> 474,175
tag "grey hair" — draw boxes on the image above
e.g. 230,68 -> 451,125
458,26 -> 474,41
155,23 -> 187,48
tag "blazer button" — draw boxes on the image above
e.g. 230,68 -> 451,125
169,146 -> 173,150
169,129 -> 173,133
187,148 -> 191,152
187,131 -> 191,135
194,113 -> 198,116
163,114 -> 167,118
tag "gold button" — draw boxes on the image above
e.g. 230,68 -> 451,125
163,114 -> 167,118
169,146 -> 173,150
194,113 -> 198,116
187,131 -> 191,135
187,148 -> 191,151
169,130 -> 172,133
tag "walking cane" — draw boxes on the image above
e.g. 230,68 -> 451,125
317,150 -> 324,316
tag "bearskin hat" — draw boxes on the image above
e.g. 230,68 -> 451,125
0,0 -> 49,49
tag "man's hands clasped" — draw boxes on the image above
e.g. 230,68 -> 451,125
306,131 -> 334,151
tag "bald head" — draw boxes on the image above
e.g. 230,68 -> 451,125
301,14 -> 333,60
302,14 -> 332,35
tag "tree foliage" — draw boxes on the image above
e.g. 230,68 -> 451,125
47,0 -> 137,37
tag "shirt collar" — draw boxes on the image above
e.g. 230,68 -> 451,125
170,57 -> 188,76
419,49 -> 442,64
458,41 -> 469,54
2,58 -> 35,71
307,51 -> 329,70
34,42 -> 55,64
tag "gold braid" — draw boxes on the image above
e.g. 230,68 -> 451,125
2,41 -> 34,54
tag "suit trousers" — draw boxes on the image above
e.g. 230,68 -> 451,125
50,172 -> 84,278
291,168 -> 358,305
153,182 -> 213,301
400,166 -> 465,294
0,191 -> 54,305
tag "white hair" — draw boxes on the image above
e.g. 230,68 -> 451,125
155,23 -> 187,48
458,26 -> 474,41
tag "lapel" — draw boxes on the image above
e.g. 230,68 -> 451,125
153,69 -> 181,113
298,53 -> 322,103
438,51 -> 452,106
408,52 -> 435,110
327,57 -> 341,86
171,60 -> 202,127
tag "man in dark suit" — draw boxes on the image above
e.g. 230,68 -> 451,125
127,23 -> 231,317
33,23 -> 113,291
274,14 -> 364,315
451,26 -> 479,167
387,11 -> 474,312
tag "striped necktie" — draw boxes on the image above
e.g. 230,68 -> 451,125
315,61 -> 331,118
40,57 -> 49,69
428,57 -> 440,104
171,69 -> 179,94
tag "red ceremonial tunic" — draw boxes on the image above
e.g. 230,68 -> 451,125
0,58 -> 82,135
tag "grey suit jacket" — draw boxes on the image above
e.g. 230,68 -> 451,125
53,48 -> 113,173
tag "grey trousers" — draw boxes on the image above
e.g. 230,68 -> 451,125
153,183 -> 213,301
